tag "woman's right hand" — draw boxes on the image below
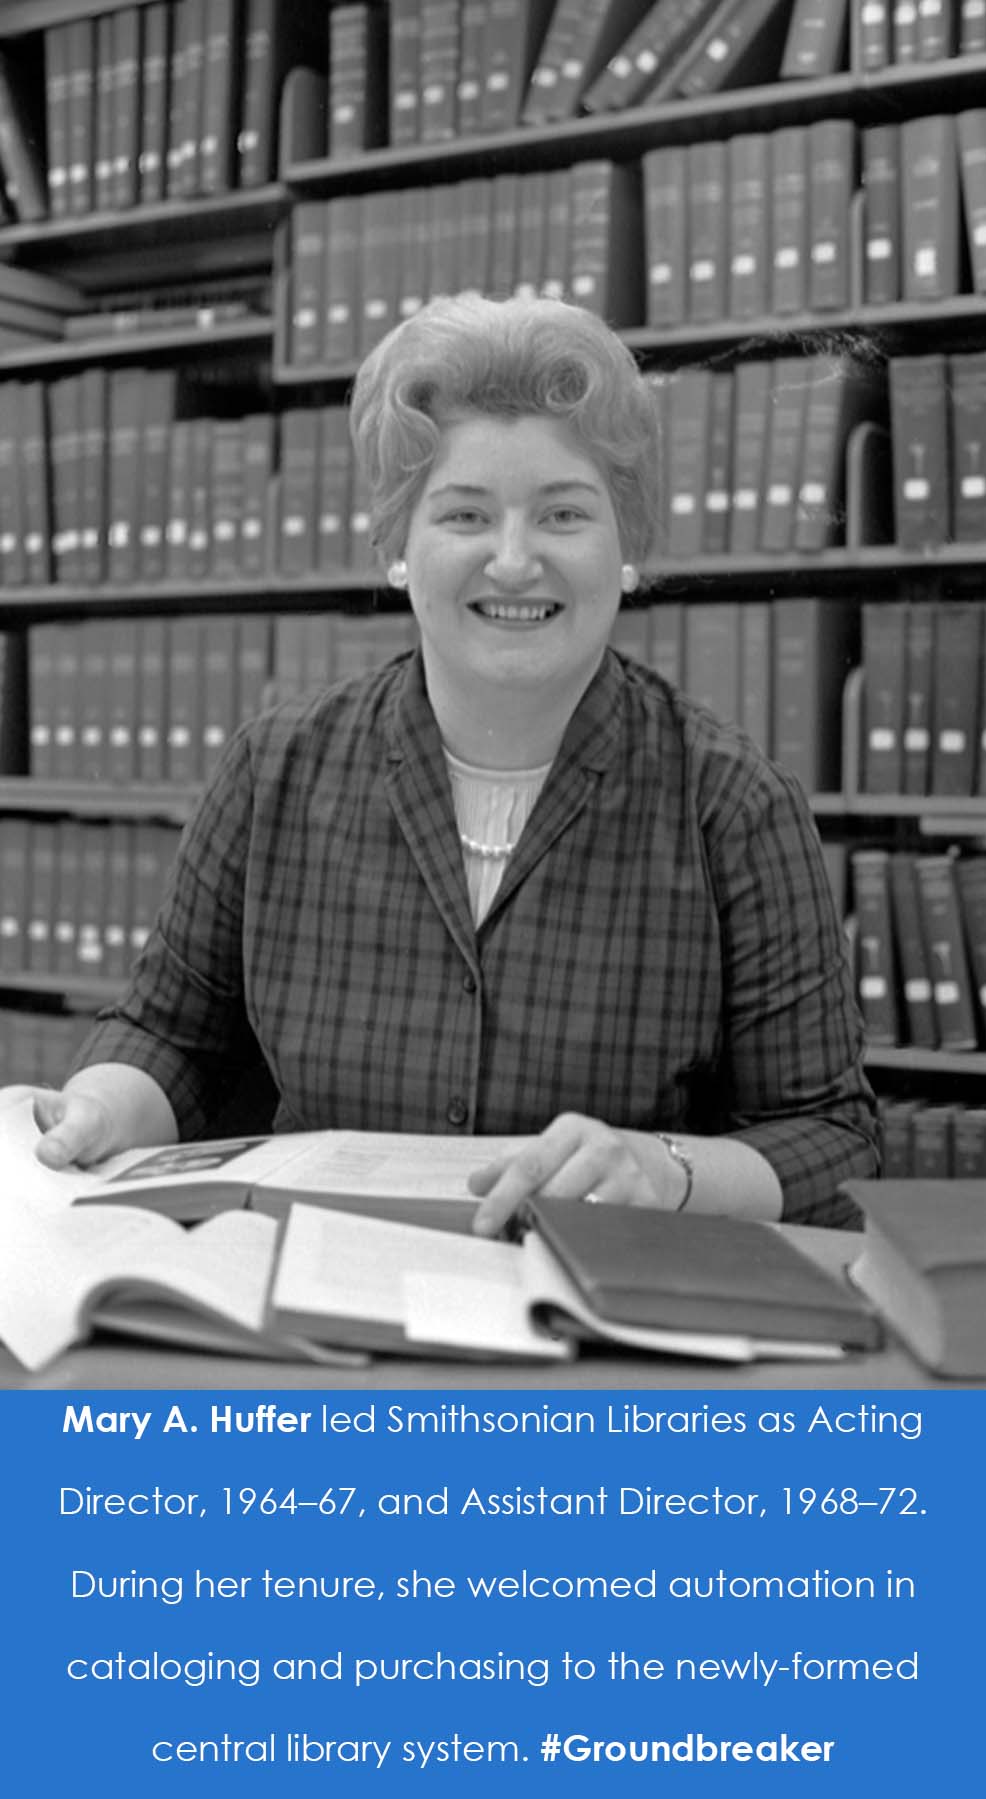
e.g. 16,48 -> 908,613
32,1088 -> 117,1169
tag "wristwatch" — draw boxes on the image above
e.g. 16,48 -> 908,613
654,1132 -> 694,1211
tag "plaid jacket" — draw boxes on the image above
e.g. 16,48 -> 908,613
78,649 -> 877,1225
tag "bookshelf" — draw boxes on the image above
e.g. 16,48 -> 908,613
0,0 -> 983,1172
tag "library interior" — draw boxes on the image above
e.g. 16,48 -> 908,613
0,0 -> 984,1385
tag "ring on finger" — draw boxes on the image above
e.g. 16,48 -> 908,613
582,1189 -> 604,1205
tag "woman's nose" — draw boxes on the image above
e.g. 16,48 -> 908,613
483,520 -> 542,586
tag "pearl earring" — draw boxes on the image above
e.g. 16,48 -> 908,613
620,563 -> 639,594
387,558 -> 408,589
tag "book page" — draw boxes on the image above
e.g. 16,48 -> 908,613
259,1129 -> 526,1202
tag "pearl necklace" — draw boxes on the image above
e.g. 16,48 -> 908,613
459,830 -> 516,862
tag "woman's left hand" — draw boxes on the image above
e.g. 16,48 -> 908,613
468,1112 -> 658,1238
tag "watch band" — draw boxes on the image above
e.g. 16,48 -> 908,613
654,1132 -> 694,1211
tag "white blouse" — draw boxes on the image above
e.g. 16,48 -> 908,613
444,748 -> 552,924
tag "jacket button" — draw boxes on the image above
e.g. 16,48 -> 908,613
462,972 -> 477,993
446,1096 -> 469,1126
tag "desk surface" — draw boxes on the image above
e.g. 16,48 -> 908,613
2,1226 -> 977,1392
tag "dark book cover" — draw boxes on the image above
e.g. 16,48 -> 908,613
861,124 -> 901,305
771,596 -> 856,793
769,125 -> 809,314
900,113 -> 961,301
685,137 -> 728,324
642,145 -> 688,327
528,1196 -> 882,1348
861,598 -> 907,794
889,353 -> 951,549
138,1 -> 171,203
851,847 -> 901,1045
780,0 -> 849,74
949,350 -> 986,542
914,852 -> 979,1048
888,851 -> 938,1048
807,117 -> 856,312
929,600 -> 983,796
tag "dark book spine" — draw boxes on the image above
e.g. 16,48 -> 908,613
929,601 -> 983,796
955,857 -> 986,1041
667,370 -> 714,559
166,618 -> 203,784
685,138 -> 728,324
290,200 -> 327,367
780,0 -> 850,75
43,24 -> 73,219
185,417 -> 214,581
323,196 -> 360,366
240,413 -> 274,577
769,125 -> 809,314
358,188 -> 400,353
807,117 -> 856,311
136,618 -> 168,784
642,146 -> 688,327
25,819 -> 58,975
48,374 -> 83,587
888,851 -> 938,1048
852,0 -> 892,68
19,381 -> 53,587
137,368 -> 177,584
66,18 -> 95,217
902,598 -> 936,796
102,820 -> 133,982
760,357 -> 812,553
389,0 -> 422,145
94,11 -> 117,214
665,0 -> 793,98
861,124 -> 900,305
0,818 -> 31,974
138,2 -> 171,204
900,113 -> 961,301
200,614 -> 238,777
77,619 -> 110,780
419,0 -> 461,142
727,132 -> 769,320
567,160 -> 641,327
683,602 -> 740,724
278,408 -> 320,576
209,419 -> 244,580
957,109 -> 986,298
889,353 -> 951,549
916,0 -> 956,56
454,0 -> 487,135
949,350 -> 986,543
960,0 -> 986,47
851,847 -> 901,1045
728,359 -> 772,554
113,5 -> 142,208
200,0 -> 241,194
582,0 -> 722,112
316,405 -> 353,572
106,368 -> 145,585
107,618 -> 139,784
861,599 -> 907,794
914,853 -> 979,1048
771,596 -> 856,792
702,372 -> 734,554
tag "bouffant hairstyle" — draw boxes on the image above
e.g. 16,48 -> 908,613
348,292 -> 661,564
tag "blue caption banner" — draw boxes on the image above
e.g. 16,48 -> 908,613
1,1389 -> 979,1791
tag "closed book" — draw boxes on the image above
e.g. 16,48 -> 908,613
900,114 -> 961,301
106,367 -> 145,585
136,618 -> 168,783
165,419 -> 193,581
956,110 -> 986,296
185,417 -> 214,581
851,847 -> 900,1044
889,354 -> 950,548
200,615 -> 238,777
737,599 -> 770,754
388,0 -> 421,144
457,175 -> 493,295
427,178 -> 464,299
393,184 -> 428,319
66,17 -> 96,215
929,601 -> 983,796
567,160 -> 642,327
0,381 -> 24,586
949,351 -> 986,542
666,370 -> 715,560
685,138 -> 728,325
47,374 -> 84,586
27,623 -> 58,778
514,170 -> 547,298
852,0 -> 892,64
861,124 -> 901,306
793,354 -> 882,553
489,170 -> 519,297
902,598 -> 936,796
166,618 -> 203,784
316,405 -> 353,572
759,357 -> 813,553
727,133 -> 769,321
683,602 -> 740,724
75,823 -> 110,979
106,619 -> 140,784
199,0 -> 241,193
702,372 -> 734,554
290,200 -> 327,366
210,419 -> 244,580
138,1 -> 171,204
19,381 -> 53,588
358,188 -> 400,353
656,0 -> 794,98
419,0 -> 461,141
861,598 -> 907,793
581,0 -> 723,113
846,1181 -> 986,1377
43,23 -> 73,218
771,596 -> 856,793
952,1108 -> 986,1178
888,851 -> 938,1047
138,369 -> 177,584
780,0 -> 850,73
807,117 -> 856,312
529,1196 -> 881,1349
955,856 -> 986,1037
905,1110 -> 956,1176
960,0 -> 986,47
323,196 -> 360,367
238,0 -> 323,187
455,0 -> 487,135
94,11 -> 116,213
480,0 -> 556,131
166,0 -> 193,194
877,1098 -> 921,1177
0,40 -> 49,222
25,819 -> 59,976
728,359 -> 772,555
916,0 -> 956,54
77,367 -> 108,586
0,629 -> 26,776
348,461 -> 374,571
102,820 -> 134,984
329,4 -> 387,159
0,819 -> 30,973
769,125 -> 809,315
52,819 -> 82,975
892,0 -> 920,57
77,618 -> 111,780
112,5 -> 142,207
642,145 -> 688,327
240,413 -> 274,577
278,408 -> 320,576
178,0 -> 208,196
914,852 -> 979,1047
237,614 -> 272,722
523,0 -> 654,121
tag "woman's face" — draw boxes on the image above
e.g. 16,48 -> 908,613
403,412 -> 626,705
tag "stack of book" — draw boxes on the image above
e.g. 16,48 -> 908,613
851,847 -> 986,1051
861,598 -> 986,797
24,613 -> 417,788
863,112 -> 986,306
0,816 -> 182,987
852,0 -> 986,69
888,353 -> 986,549
877,1098 -> 986,1178
0,263 -> 86,350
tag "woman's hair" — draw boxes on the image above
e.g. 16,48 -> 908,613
348,292 -> 662,563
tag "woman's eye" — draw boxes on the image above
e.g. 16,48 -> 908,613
545,506 -> 586,526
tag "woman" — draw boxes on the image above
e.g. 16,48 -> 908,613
32,293 -> 877,1231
